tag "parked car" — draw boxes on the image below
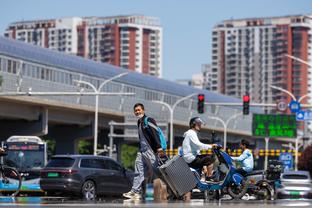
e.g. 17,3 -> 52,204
40,155 -> 135,200
276,170 -> 312,199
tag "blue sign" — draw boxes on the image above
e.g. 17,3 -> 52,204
296,110 -> 312,121
289,100 -> 301,113
279,152 -> 293,170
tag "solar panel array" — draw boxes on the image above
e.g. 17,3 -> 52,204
0,36 -> 249,105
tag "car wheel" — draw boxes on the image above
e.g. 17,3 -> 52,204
81,180 -> 96,200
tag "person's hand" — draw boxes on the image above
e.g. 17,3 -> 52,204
211,144 -> 218,149
157,148 -> 165,158
0,147 -> 6,154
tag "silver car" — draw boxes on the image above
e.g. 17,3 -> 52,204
276,170 -> 312,199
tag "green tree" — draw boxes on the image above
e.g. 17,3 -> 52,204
0,75 -> 3,87
121,144 -> 138,170
78,139 -> 93,154
298,144 -> 312,177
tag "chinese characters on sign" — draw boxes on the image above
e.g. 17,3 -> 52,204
252,114 -> 297,138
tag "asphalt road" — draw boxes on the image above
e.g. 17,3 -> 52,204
0,197 -> 311,207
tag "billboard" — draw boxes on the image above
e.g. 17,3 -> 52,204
252,114 -> 297,138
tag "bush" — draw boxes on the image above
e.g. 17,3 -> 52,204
121,144 -> 138,170
298,144 -> 312,176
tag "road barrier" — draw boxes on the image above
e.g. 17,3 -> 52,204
165,149 -> 301,157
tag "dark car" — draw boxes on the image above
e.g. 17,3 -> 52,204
40,155 -> 135,200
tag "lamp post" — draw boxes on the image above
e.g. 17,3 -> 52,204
74,72 -> 128,155
283,54 -> 312,170
207,112 -> 242,150
153,93 -> 196,150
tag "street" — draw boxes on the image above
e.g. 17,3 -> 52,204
0,197 -> 311,207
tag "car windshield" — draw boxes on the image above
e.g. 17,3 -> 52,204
46,158 -> 75,168
4,150 -> 45,170
283,174 -> 309,180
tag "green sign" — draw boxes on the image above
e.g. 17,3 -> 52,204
252,114 -> 297,138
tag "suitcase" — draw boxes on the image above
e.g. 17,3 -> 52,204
158,155 -> 197,197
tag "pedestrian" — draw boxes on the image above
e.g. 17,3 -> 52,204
182,117 -> 216,181
123,103 -> 165,200
232,139 -> 254,175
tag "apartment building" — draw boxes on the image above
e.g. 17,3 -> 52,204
211,15 -> 312,108
4,15 -> 162,77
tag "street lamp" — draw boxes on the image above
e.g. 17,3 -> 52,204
153,93 -> 196,150
207,112 -> 243,150
74,72 -> 128,155
283,54 -> 312,170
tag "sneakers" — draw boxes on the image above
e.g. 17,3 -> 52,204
123,190 -> 142,200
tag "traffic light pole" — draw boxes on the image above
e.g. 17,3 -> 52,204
269,84 -> 309,171
153,93 -> 196,150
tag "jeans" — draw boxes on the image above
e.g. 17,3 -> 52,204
131,149 -> 158,193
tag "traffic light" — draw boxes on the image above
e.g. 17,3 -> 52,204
197,94 -> 205,114
243,95 -> 250,115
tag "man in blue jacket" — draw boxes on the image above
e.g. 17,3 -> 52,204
232,139 -> 254,175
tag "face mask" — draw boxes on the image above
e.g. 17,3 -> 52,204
136,114 -> 144,119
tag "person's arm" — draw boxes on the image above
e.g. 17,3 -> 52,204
189,131 -> 212,150
232,151 -> 248,162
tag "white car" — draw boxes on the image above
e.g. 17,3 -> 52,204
276,170 -> 312,199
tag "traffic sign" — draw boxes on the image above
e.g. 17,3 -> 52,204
277,101 -> 287,112
296,110 -> 312,121
279,152 -> 293,170
289,100 -> 301,113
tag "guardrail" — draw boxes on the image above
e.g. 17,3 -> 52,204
164,149 -> 302,157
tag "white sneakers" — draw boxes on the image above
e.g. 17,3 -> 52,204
123,190 -> 142,200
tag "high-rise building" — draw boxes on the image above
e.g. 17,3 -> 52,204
202,64 -> 215,91
4,15 -> 163,77
211,14 -> 312,108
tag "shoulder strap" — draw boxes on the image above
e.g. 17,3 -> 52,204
144,117 -> 158,130
143,116 -> 149,128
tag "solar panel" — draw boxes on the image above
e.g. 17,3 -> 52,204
0,36 -> 259,111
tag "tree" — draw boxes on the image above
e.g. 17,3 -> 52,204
78,139 -> 93,154
0,75 -> 3,87
298,144 -> 312,176
121,144 -> 138,170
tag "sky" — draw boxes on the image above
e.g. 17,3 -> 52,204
1,0 -> 312,81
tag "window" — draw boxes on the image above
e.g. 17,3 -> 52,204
7,60 -> 17,74
46,158 -> 75,168
80,159 -> 108,169
106,160 -> 122,171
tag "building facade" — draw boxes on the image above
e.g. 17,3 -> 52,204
4,15 -> 163,77
211,15 -> 312,108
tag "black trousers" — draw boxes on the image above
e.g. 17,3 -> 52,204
188,154 -> 215,170
236,168 -> 247,176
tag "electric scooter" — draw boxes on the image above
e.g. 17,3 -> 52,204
191,145 -> 248,200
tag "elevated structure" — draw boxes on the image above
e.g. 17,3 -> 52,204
0,36 -> 269,155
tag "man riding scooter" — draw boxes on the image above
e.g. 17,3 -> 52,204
182,117 -> 217,181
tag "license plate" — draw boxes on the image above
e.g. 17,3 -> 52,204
47,172 -> 59,177
290,191 -> 300,196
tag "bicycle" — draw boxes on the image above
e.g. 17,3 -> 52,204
0,150 -> 22,197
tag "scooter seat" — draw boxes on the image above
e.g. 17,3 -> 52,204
245,170 -> 265,176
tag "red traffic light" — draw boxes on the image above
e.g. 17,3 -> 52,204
243,95 -> 250,102
198,94 -> 205,101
